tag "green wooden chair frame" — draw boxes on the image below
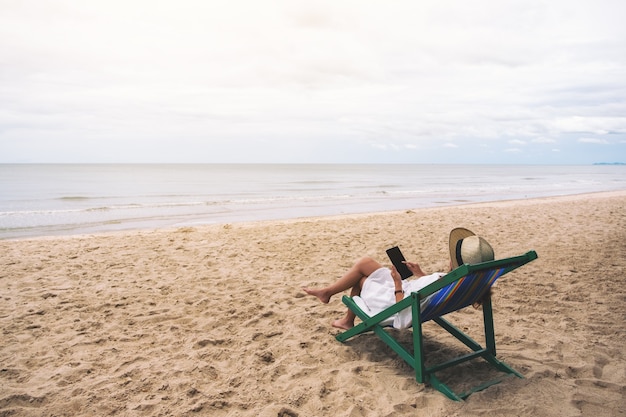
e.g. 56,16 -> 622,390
336,250 -> 538,401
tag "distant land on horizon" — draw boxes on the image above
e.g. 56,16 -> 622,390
593,162 -> 626,165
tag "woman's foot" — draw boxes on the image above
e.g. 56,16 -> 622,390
302,287 -> 331,304
332,317 -> 354,330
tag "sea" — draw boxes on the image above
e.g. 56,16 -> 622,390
1,164 -> 625,240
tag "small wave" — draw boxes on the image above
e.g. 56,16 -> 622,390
58,196 -> 92,201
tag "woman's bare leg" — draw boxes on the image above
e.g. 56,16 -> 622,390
303,257 -> 383,329
303,256 -> 383,303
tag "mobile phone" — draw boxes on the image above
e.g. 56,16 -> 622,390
386,246 -> 413,279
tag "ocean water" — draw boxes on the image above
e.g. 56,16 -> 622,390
1,164 -> 625,240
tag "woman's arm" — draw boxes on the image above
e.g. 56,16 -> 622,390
390,266 -> 404,302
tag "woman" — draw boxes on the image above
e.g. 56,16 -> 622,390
303,228 -> 494,330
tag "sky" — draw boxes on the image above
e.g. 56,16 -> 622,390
1,0 -> 625,164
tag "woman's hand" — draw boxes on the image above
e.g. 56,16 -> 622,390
404,261 -> 426,278
390,265 -> 402,283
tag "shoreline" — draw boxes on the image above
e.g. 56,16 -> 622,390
1,190 -> 625,416
4,190 -> 626,242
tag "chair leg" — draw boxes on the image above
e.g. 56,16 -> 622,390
482,296 -> 496,355
412,300 -> 426,383
428,374 -> 463,401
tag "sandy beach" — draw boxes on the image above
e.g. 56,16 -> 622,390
1,191 -> 625,416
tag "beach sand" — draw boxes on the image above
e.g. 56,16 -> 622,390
1,191 -> 625,416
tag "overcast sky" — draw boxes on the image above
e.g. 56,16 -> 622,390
1,0 -> 625,164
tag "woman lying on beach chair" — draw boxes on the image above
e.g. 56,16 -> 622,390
303,228 -> 494,330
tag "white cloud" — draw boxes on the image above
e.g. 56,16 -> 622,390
551,117 -> 626,135
532,137 -> 556,144
370,143 -> 388,151
578,138 -> 610,144
443,143 -> 458,148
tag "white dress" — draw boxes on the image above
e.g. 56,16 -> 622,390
354,267 -> 444,329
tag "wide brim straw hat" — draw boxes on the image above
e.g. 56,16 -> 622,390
449,227 -> 495,269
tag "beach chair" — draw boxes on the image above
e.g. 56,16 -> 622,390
336,250 -> 538,401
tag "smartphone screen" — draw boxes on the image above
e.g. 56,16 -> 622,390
386,246 -> 413,279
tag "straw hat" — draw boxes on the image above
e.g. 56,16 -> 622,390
449,227 -> 495,269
